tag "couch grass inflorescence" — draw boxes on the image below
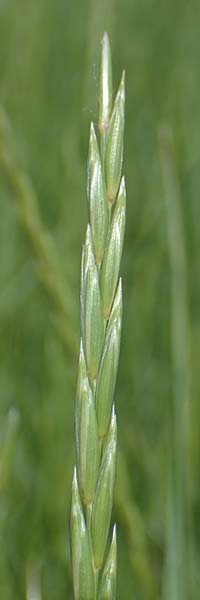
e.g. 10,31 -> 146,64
70,33 -> 126,599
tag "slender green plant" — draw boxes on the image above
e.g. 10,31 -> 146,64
70,33 -> 126,599
159,127 -> 191,600
0,106 -> 76,356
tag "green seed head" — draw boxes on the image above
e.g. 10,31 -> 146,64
71,34 -> 126,599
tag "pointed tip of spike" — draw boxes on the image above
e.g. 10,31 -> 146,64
85,223 -> 92,243
110,524 -> 117,558
111,278 -> 122,317
79,339 -> 87,374
121,69 -> 126,84
102,31 -> 109,43
113,71 -> 125,109
90,121 -> 95,135
101,32 -> 111,49
89,121 -> 97,143
89,121 -> 99,157
72,466 -> 78,489
113,523 -> 117,540
118,277 -> 122,299
99,32 -> 113,133
84,225 -> 93,265
110,404 -> 117,429
79,338 -> 84,356
119,70 -> 125,103
119,175 -> 126,197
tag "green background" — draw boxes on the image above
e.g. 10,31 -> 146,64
0,0 -> 200,598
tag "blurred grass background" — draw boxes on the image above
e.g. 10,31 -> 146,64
0,0 -> 200,598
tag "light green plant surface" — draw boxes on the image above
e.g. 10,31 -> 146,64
0,1 -> 200,599
71,34 -> 125,599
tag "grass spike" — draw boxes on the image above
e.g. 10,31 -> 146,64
70,34 -> 126,599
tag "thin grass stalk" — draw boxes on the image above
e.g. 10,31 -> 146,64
70,34 -> 126,599
115,451 -> 159,600
159,126 -> 191,600
0,106 -> 76,356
